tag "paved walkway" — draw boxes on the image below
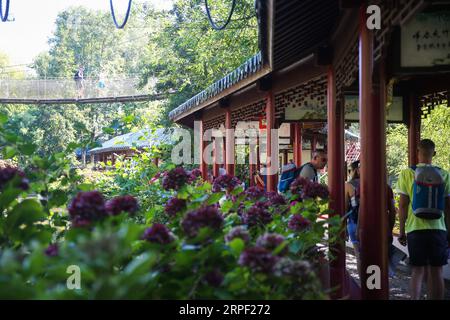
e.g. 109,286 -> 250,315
346,247 -> 450,300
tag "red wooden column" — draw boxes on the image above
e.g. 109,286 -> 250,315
225,108 -> 235,176
265,91 -> 276,192
293,123 -> 303,167
256,134 -> 261,177
408,93 -> 421,166
327,65 -> 346,299
199,117 -> 208,180
358,5 -> 388,300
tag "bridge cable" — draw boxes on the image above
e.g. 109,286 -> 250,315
110,0 -> 132,29
0,0 -> 10,22
205,0 -> 236,31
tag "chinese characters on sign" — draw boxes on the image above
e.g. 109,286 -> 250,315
401,12 -> 450,68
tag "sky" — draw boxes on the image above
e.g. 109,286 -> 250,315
0,0 -> 173,67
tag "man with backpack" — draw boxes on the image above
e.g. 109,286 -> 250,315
397,139 -> 450,299
297,149 -> 327,183
277,150 -> 327,192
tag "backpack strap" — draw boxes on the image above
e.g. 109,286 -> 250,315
297,162 -> 318,182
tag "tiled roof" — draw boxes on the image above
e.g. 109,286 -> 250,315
169,52 -> 264,120
90,128 -> 173,154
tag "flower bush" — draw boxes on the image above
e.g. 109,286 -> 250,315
0,114 -> 342,299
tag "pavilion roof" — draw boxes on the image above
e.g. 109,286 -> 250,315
90,128 -> 173,154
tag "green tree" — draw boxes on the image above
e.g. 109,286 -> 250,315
386,104 -> 450,183
140,0 -> 259,124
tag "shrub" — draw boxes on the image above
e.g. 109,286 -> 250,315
0,113 -> 342,299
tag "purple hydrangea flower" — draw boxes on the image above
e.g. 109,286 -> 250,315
273,258 -> 312,278
188,169 -> 202,183
142,223 -> 175,244
44,244 -> 59,257
224,226 -> 250,244
289,176 -> 311,195
105,195 -> 139,216
212,174 -> 241,193
182,206 -> 224,237
266,192 -> 287,206
204,269 -> 224,287
164,197 -> 187,217
242,201 -> 272,227
256,233 -> 287,255
303,182 -> 329,199
243,186 -> 265,200
68,191 -> 107,227
288,214 -> 311,232
238,247 -> 279,273
162,167 -> 189,190
0,167 -> 29,191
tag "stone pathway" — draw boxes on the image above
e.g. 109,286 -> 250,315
345,247 -> 450,300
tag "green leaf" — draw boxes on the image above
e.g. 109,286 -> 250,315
0,187 -> 21,211
220,199 -> 233,213
5,199 -> 46,234
206,192 -> 224,205
0,113 -> 8,124
228,238 -> 245,257
77,183 -> 94,191
124,252 -> 157,277
102,127 -> 115,135
49,189 -> 68,207
2,146 -> 17,159
66,142 -> 80,152
18,143 -> 37,156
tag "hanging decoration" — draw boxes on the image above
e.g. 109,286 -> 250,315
205,0 -> 236,31
110,0 -> 132,29
0,0 -> 10,22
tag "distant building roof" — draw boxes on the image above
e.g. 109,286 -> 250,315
90,128 -> 173,154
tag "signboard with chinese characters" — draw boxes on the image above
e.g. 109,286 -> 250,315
395,11 -> 450,73
284,95 -> 403,122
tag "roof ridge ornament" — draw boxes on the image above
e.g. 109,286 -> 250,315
205,0 -> 236,31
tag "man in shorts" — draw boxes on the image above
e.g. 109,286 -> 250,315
397,139 -> 450,299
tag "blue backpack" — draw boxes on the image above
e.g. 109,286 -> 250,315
277,164 -> 297,193
411,165 -> 445,220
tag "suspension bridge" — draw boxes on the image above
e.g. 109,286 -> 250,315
0,77 -> 167,104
